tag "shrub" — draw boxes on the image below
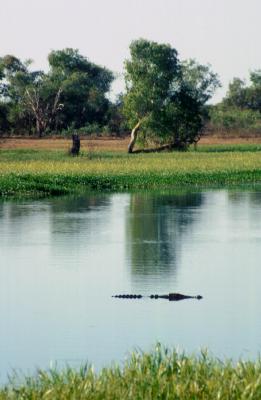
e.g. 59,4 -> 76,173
208,106 -> 261,135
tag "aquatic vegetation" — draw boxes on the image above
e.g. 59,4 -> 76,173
1,346 -> 261,399
1,146 -> 261,197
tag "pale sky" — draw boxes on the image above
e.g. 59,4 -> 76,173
1,0 -> 261,102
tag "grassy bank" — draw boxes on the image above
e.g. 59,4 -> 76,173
1,144 -> 261,197
1,347 -> 261,399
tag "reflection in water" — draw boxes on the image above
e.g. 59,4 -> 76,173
126,192 -> 203,281
0,195 -> 112,253
50,194 -> 111,215
1,189 -> 261,382
228,190 -> 261,206
49,194 -> 111,235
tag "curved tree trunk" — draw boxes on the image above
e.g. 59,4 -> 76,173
131,141 -> 188,154
128,121 -> 141,153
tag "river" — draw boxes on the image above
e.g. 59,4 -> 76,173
0,188 -> 261,380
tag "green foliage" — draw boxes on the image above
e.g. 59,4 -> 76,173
224,71 -> 261,112
48,48 -> 114,129
209,105 -> 261,134
210,71 -> 261,135
0,54 -> 27,74
250,70 -> 261,87
124,39 -> 179,125
2,346 -> 261,399
2,145 -> 261,197
105,95 -> 128,135
0,49 -> 114,136
181,59 -> 221,104
223,78 -> 246,109
0,56 -> 63,136
0,103 -> 10,133
123,39 -> 219,151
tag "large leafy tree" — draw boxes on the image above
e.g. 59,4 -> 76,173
123,39 -> 220,152
0,49 -> 114,136
48,49 -> 114,129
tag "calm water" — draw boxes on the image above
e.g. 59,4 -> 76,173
1,189 -> 261,380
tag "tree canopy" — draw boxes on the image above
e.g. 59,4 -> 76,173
0,41 -> 224,142
48,49 -> 114,129
123,39 -> 220,152
0,49 -> 114,136
224,71 -> 261,112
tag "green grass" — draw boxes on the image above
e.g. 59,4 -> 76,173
1,346 -> 261,399
193,143 -> 261,153
1,144 -> 261,197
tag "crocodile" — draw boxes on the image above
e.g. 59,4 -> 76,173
112,293 -> 203,301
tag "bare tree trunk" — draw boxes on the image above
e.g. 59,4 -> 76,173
128,121 -> 141,153
70,133 -> 81,156
25,87 -> 63,138
36,118 -> 43,138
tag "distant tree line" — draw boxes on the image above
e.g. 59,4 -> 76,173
208,70 -> 261,136
1,40 -> 260,150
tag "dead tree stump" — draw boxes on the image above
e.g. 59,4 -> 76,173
70,133 -> 80,156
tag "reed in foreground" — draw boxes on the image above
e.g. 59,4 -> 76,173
1,346 -> 261,399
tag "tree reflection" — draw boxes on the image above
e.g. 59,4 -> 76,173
0,201 -> 3,219
49,193 -> 111,236
126,191 -> 204,280
228,189 -> 261,206
0,195 -> 112,250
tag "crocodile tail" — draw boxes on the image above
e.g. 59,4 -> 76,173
112,294 -> 143,299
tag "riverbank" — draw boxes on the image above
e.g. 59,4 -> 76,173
1,135 -> 261,151
1,347 -> 261,399
1,144 -> 261,197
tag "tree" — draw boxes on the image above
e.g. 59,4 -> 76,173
105,94 -> 128,135
23,77 -> 63,137
0,55 -> 63,136
48,48 -> 114,129
224,71 -> 261,112
250,70 -> 261,87
223,78 -> 247,109
123,39 -> 220,153
0,103 -> 10,134
123,39 -> 179,152
0,49 -> 114,136
181,59 -> 221,104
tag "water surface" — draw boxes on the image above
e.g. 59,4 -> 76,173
1,189 -> 261,380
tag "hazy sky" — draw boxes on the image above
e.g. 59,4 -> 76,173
1,0 -> 261,102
